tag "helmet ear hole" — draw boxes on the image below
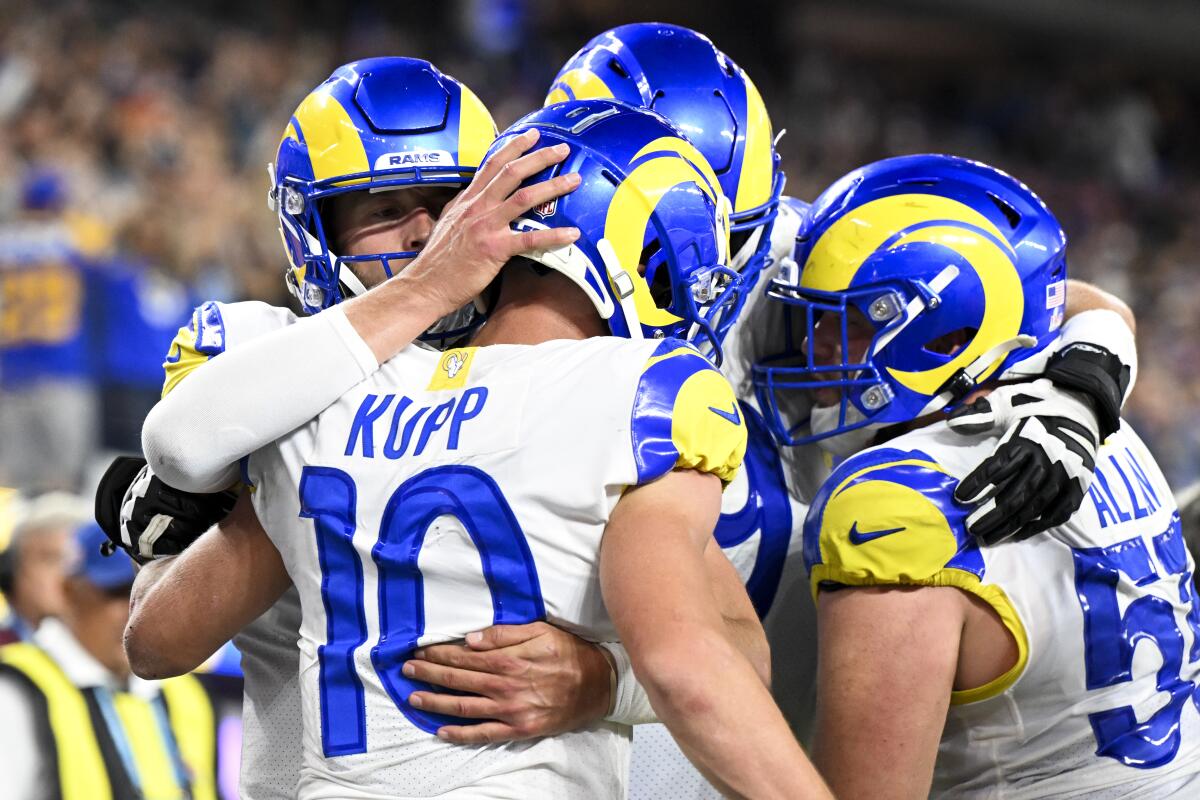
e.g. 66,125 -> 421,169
987,192 -> 1022,228
923,327 -> 977,357
641,240 -> 672,307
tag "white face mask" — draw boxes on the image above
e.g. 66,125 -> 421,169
810,402 -> 878,458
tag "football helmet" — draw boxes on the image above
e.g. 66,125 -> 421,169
753,154 -> 1067,448
269,57 -> 497,342
487,99 -> 738,358
546,23 -> 782,306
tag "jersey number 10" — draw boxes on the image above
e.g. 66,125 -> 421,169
299,464 -> 545,757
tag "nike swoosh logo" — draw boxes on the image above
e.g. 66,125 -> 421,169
848,522 -> 906,545
708,402 -> 741,425
164,344 -> 182,364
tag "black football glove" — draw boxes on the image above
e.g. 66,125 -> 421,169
949,379 -> 1099,545
94,455 -> 238,564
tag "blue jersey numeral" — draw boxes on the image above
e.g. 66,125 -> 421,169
1072,512 -> 1200,768
300,464 -> 544,756
714,403 -> 792,618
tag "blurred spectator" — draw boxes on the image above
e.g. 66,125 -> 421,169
0,491 -> 89,643
0,521 -> 217,800
0,167 -> 105,492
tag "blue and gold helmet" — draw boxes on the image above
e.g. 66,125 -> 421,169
545,24 -> 782,292
753,154 -> 1067,448
270,57 -> 496,321
489,99 -> 737,358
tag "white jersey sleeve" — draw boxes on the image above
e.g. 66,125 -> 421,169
144,301 -> 378,492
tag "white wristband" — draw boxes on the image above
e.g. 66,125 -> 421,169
598,642 -> 659,726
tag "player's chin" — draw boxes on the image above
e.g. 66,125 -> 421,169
349,256 -> 414,289
812,389 -> 840,408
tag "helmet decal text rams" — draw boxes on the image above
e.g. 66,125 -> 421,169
485,100 -> 741,362
270,57 -> 496,337
753,154 -> 1067,448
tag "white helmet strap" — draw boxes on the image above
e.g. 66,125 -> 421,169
597,238 -> 643,340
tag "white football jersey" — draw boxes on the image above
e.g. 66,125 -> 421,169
163,300 -> 308,800
245,335 -> 746,800
805,419 -> 1200,798
629,196 -> 830,799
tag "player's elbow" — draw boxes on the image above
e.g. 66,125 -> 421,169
141,401 -> 238,493
124,613 -> 204,680
628,632 -> 732,720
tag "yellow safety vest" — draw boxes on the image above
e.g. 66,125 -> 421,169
0,641 -> 217,800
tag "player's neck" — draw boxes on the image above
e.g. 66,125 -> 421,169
471,263 -> 607,347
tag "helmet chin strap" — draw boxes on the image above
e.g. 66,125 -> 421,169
730,224 -> 764,271
336,257 -> 369,299
915,333 -> 1040,417
597,237 -> 643,340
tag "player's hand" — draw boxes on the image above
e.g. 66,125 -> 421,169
949,379 -> 1099,544
403,621 -> 613,744
94,456 -> 238,564
400,129 -> 582,319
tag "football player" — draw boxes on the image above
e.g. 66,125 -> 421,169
774,154 -> 1200,797
106,57 -> 526,800
398,22 -> 1144,800
127,100 -> 833,798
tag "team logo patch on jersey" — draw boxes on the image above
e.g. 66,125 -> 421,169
427,347 -> 476,391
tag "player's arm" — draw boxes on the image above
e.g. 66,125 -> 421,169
401,535 -> 763,744
950,279 -> 1138,543
143,131 -> 581,492
602,468 -> 830,799
1065,278 -> 1135,332
124,493 -> 290,679
812,585 -> 964,799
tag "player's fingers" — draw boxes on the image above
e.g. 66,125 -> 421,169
501,173 -> 581,218
1023,484 -> 1082,537
955,445 -> 1030,504
412,643 -> 496,671
1009,465 -> 1057,531
407,691 -> 501,720
466,621 -> 555,651
974,461 -> 1047,543
946,397 -> 997,436
462,129 -> 539,200
436,721 -> 524,745
402,659 -> 511,697
484,142 -> 571,203
509,225 -> 580,256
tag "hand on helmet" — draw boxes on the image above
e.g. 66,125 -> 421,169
402,129 -> 582,318
949,379 -> 1100,545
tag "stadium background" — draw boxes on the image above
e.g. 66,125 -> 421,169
1,0 -> 1199,795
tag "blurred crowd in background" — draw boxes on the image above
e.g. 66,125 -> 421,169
2,0 -> 1199,497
